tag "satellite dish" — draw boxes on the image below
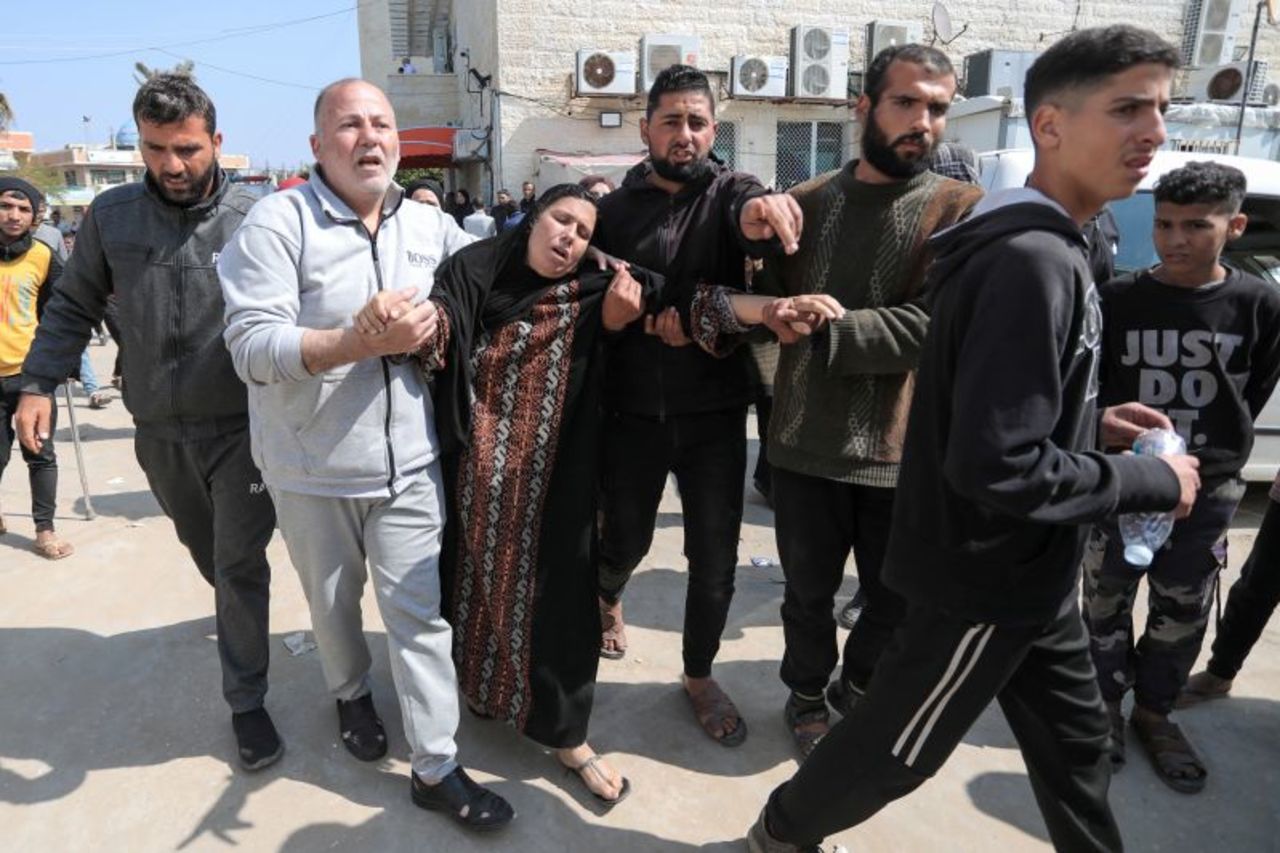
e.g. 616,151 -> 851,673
933,2 -> 955,43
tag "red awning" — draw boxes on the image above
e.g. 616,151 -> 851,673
399,126 -> 457,168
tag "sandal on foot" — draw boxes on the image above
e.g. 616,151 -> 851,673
1131,715 -> 1207,794
34,536 -> 73,560
599,600 -> 627,660
784,694 -> 829,760
561,754 -> 631,810
685,679 -> 748,747
1175,671 -> 1232,709
1105,701 -> 1126,770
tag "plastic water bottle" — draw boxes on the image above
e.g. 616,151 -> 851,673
1117,428 -> 1186,567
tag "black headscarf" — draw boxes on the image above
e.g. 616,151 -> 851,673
429,215 -> 662,453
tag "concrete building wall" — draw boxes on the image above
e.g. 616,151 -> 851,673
449,0 -> 500,195
386,73 -> 463,128
487,0 -> 1280,189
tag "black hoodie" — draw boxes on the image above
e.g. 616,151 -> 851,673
591,159 -> 768,417
883,189 -> 1182,626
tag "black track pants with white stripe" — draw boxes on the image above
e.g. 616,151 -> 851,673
765,593 -> 1122,852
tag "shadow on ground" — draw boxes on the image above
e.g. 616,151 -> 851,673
967,694 -> 1280,850
71,489 -> 163,521
0,619 -> 791,850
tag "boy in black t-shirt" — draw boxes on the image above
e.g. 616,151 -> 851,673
1084,161 -> 1280,794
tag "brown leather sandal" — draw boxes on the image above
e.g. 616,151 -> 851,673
1131,715 -> 1207,794
685,679 -> 748,747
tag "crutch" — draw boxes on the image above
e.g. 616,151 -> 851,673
60,383 -> 95,520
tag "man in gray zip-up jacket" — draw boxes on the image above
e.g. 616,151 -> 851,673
16,75 -> 281,771
218,78 -> 513,831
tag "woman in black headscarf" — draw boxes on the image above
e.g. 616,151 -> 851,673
355,184 -> 838,808
450,188 -> 471,228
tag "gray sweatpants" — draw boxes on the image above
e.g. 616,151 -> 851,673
270,464 -> 459,782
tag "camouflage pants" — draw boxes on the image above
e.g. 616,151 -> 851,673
1082,487 -> 1241,715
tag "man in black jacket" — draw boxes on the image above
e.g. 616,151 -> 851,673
15,75 -> 281,772
593,65 -> 801,746
749,27 -> 1201,853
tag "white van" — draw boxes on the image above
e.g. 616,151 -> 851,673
978,149 -> 1280,481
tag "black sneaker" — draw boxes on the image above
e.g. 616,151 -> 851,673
825,678 -> 865,718
231,707 -> 284,771
337,693 -> 388,761
836,594 -> 864,631
410,766 -> 515,832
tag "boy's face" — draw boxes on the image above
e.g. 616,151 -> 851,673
1153,200 -> 1247,280
1033,63 -> 1172,213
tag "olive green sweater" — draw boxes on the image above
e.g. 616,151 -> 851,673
759,163 -> 982,485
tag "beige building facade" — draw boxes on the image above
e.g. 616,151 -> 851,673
359,0 -> 1280,199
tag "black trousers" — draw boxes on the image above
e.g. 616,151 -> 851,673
597,407 -> 746,678
134,427 -> 275,712
773,468 -> 905,695
1210,493 -> 1280,680
753,394 -> 772,492
0,375 -> 58,531
766,594 -> 1122,853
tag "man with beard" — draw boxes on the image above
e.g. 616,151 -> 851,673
751,27 -> 1197,852
592,64 -> 804,747
218,78 -> 512,831
16,75 -> 281,770
752,44 -> 982,759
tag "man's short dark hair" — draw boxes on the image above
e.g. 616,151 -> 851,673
1153,161 -> 1247,213
472,198 -> 486,211
1024,26 -> 1179,117
646,64 -> 714,119
133,73 -> 217,135
863,44 -> 955,105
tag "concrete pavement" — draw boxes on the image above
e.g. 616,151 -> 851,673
2,341 -> 1278,852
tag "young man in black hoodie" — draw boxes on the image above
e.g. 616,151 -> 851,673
749,26 -> 1200,853
1083,161 -> 1280,793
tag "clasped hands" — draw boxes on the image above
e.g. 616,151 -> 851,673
353,287 -> 439,356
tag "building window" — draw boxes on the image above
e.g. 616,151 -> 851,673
775,120 -> 844,189
1167,136 -> 1233,154
713,122 -> 738,169
95,169 -> 128,186
63,171 -> 79,187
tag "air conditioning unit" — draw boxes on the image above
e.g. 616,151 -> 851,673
575,49 -> 637,96
730,55 -> 788,99
964,49 -> 1040,99
1181,0 -> 1248,68
640,34 -> 701,92
1179,60 -> 1269,103
865,20 -> 924,70
790,25 -> 850,100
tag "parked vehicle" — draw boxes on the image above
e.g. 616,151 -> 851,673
977,149 -> 1280,481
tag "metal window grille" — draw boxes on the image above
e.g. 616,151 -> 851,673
1167,137 -> 1234,154
775,121 -> 844,189
389,0 -> 436,59
713,122 -> 738,170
